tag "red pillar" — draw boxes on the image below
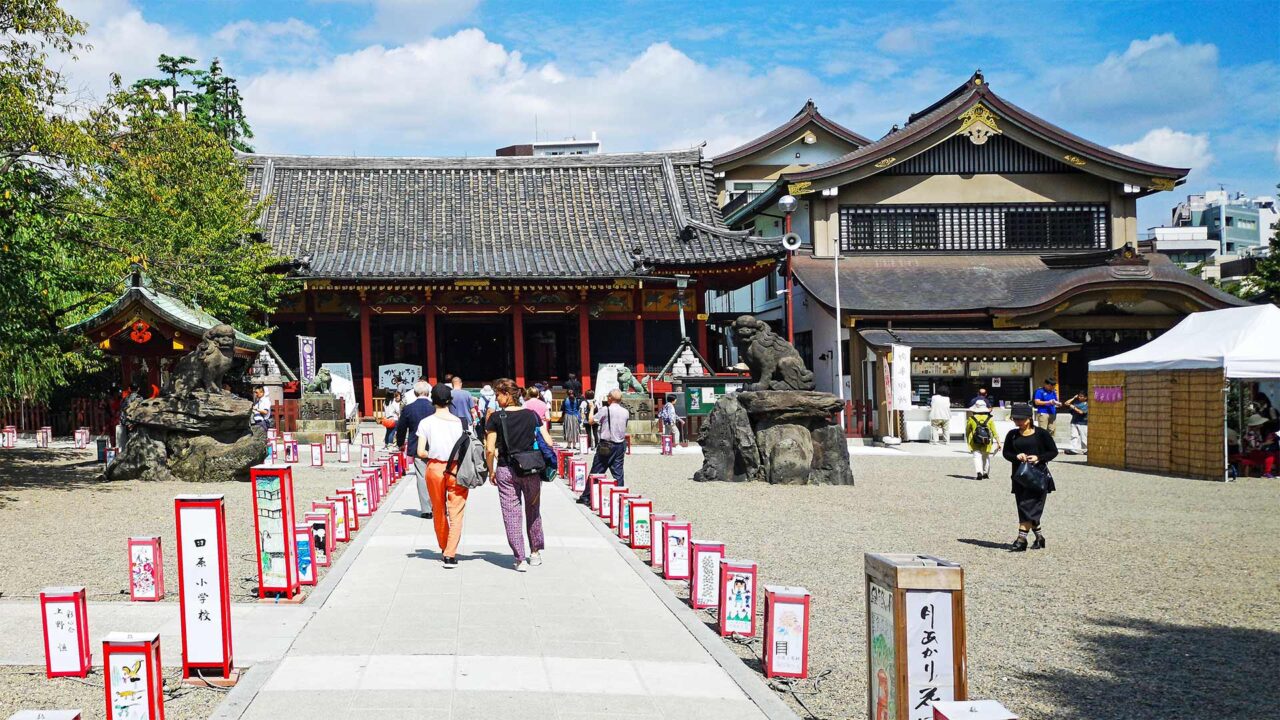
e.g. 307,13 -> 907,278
634,288 -> 646,375
578,303 -> 592,391
424,306 -> 438,385
359,300 -> 373,418
513,304 -> 526,387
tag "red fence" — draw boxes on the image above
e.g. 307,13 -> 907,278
0,398 -> 114,437
843,400 -> 875,438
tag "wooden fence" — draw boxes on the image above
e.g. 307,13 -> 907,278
0,398 -> 114,436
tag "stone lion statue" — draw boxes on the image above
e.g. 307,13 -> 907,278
304,367 -> 332,393
616,366 -> 645,394
732,315 -> 815,391
171,324 -> 236,396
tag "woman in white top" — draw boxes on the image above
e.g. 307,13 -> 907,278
383,391 -> 402,448
416,383 -> 466,567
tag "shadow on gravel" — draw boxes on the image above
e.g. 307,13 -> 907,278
1020,616 -> 1280,719
956,537 -> 1011,550
0,448 -> 120,508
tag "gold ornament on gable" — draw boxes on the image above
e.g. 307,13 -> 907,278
955,103 -> 1001,145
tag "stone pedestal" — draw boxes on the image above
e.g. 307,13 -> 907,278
295,392 -> 351,443
619,394 -> 660,445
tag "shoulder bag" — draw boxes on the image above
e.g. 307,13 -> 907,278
1015,461 -> 1052,493
497,409 -> 546,476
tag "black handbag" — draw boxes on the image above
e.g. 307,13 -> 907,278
1015,461 -> 1052,493
497,409 -> 546,476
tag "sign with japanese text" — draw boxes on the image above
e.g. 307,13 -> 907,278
911,361 -> 965,377
690,540 -> 726,609
297,336 -> 317,382
891,345 -> 913,410
906,591 -> 955,719
1093,385 -> 1123,403
39,587 -> 90,678
175,494 -> 233,677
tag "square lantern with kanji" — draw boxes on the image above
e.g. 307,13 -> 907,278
689,540 -> 727,609
249,465 -> 300,599
719,560 -> 758,637
589,474 -> 608,512
39,586 -> 91,678
127,537 -> 164,602
662,521 -> 692,581
102,632 -> 164,720
174,494 -> 234,678
763,585 -> 811,679
650,513 -> 676,570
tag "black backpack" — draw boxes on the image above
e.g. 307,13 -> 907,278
972,418 -> 993,446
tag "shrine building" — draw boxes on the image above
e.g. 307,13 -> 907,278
245,149 -> 778,415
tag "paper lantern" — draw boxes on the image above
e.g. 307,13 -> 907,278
75,428 -> 89,449
360,431 -> 374,446
689,540 -> 726,609
763,585 -> 811,679
174,494 -> 233,677
36,427 -> 50,448
249,465 -> 300,599
324,432 -> 338,452
660,434 -> 673,455
650,513 -> 676,569
597,480 -> 617,521
363,469 -> 382,510
338,440 -> 351,463
309,443 -> 324,467
318,498 -> 346,541
627,498 -> 653,550
283,440 -> 299,464
610,489 -> 632,531
1,426 -> 15,448
294,524 -> 317,586
282,432 -> 294,442
272,441 -> 284,462
556,449 -> 572,479
391,452 -> 404,478
719,560 -> 758,637
334,489 -> 359,532
617,493 -> 635,541
39,586 -> 90,678
102,632 -> 164,720
569,459 -> 588,494
266,428 -> 277,442
866,553 -> 968,720
932,701 -> 1016,720
127,537 -> 164,602
360,444 -> 373,468
352,476 -> 373,518
589,474 -> 608,512
662,521 -> 692,581
7,711 -> 82,719
304,511 -> 333,568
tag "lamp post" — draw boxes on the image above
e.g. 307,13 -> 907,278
778,194 -> 798,344
834,240 -> 845,430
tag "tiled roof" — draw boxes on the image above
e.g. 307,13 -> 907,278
792,251 -> 1248,315
243,149 -> 772,280
68,280 -> 268,353
858,328 -> 1079,353
711,99 -> 871,166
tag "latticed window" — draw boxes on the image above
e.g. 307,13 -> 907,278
839,203 -> 1108,252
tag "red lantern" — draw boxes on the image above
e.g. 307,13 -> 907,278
129,321 -> 152,344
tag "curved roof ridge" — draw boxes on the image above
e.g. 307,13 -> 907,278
237,148 -> 705,170
710,100 -> 871,166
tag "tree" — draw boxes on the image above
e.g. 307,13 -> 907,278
134,55 -> 254,152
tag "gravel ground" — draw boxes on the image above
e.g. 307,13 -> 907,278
0,666 -> 221,720
0,442 -> 382,603
622,451 -> 1280,720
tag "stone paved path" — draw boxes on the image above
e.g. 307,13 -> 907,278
231,471 -> 772,719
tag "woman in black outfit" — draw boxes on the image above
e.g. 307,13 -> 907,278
1002,403 -> 1057,551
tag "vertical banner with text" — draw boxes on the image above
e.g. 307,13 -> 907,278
297,336 -> 317,382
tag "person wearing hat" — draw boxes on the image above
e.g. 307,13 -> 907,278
1243,413 -> 1278,478
965,400 -> 999,480
417,382 -> 468,567
1033,378 -> 1061,434
1002,402 -> 1058,551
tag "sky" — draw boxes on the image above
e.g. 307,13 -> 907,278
55,0 -> 1280,232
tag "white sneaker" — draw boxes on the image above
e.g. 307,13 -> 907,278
529,551 -> 543,566
514,560 -> 529,572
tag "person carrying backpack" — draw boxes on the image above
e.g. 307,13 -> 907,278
966,399 -> 1000,481
416,383 -> 467,568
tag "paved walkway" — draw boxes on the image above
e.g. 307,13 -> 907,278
230,472 -> 773,719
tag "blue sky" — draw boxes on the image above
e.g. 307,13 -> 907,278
60,0 -> 1279,231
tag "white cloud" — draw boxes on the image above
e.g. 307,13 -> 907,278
213,18 -> 323,67
319,0 -> 481,43
58,0 -> 202,103
241,29 -> 825,156
1112,127 -> 1213,172
876,26 -> 918,54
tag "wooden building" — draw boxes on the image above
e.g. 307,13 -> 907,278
245,150 -> 778,415
715,72 -> 1247,435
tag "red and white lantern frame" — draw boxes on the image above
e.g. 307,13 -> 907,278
75,427 -> 90,449
283,440 -> 299,464
338,439 -> 351,463
309,443 -> 324,467
282,431 -> 295,443
689,540 -> 727,609
719,559 -> 759,637
324,432 -> 339,452
249,465 -> 300,599
589,474 -> 608,512
610,489 -> 632,531
127,536 -> 164,602
103,632 -> 165,720
627,497 -> 653,550
304,510 -> 333,568
334,489 -> 359,532
174,494 -> 234,677
763,585 -> 811,679
598,480 -> 617,522
660,434 -> 673,456
360,431 -> 374,447
351,476 -> 374,518
323,497 -> 351,541
650,513 -> 676,569
294,524 -> 317,586
360,444 -> 374,468
662,521 -> 692,581
39,586 -> 91,678
569,459 -> 588,494
37,426 -> 51,448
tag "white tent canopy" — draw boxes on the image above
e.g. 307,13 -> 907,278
1089,304 -> 1280,379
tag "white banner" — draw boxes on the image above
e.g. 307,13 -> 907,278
322,362 -> 358,418
891,344 -> 913,410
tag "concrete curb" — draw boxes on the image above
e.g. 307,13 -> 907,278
206,660 -> 276,720
559,482 -> 801,720
305,473 -> 410,608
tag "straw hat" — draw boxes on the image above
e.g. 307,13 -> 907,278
968,400 -> 991,413
1246,413 -> 1268,427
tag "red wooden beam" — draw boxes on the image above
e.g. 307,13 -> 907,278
359,301 -> 373,417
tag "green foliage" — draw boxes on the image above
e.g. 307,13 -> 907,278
133,55 -> 254,152
0,3 -> 284,403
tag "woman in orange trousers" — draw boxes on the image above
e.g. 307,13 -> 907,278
416,383 -> 468,566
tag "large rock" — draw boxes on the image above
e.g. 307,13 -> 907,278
811,424 -> 855,485
755,423 -> 813,485
125,391 -> 253,434
167,425 -> 268,482
737,390 -> 845,426
104,426 -> 174,482
694,394 -> 761,483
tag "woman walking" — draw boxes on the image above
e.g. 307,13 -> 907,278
561,389 -> 581,447
1001,402 -> 1057,551
416,384 -> 467,567
383,391 -> 402,449
582,389 -> 598,449
965,399 -> 999,480
485,378 -> 555,571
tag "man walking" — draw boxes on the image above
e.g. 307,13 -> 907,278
396,380 -> 435,519
564,372 -> 582,398
449,376 -> 476,426
1033,378 -> 1060,435
579,389 -> 629,504
929,389 -> 952,445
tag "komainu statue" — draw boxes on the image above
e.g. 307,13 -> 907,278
731,315 -> 815,391
304,367 -> 333,394
171,324 -> 236,396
